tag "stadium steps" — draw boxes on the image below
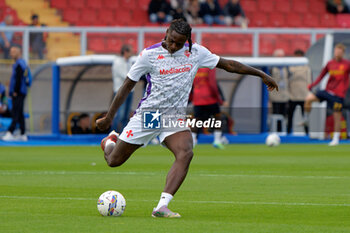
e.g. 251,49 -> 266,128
5,0 -> 81,60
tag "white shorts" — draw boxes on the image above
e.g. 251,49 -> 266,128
119,115 -> 190,146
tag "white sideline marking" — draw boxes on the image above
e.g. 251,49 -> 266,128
0,195 -> 349,207
0,170 -> 349,180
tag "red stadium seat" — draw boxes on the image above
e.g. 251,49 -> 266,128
106,38 -> 124,53
290,38 -> 310,53
250,12 -> 268,27
259,37 -> 275,56
303,14 -> 320,27
115,9 -> 132,25
63,9 -> 81,25
139,0 -> 150,11
240,0 -> 257,13
292,1 -> 309,14
286,13 -> 303,27
258,0 -> 275,13
70,0 -> 85,9
88,38 -> 106,53
309,1 -> 326,14
80,9 -> 97,26
102,0 -> 119,9
51,0 -> 67,9
336,14 -> 350,27
87,0 -> 102,9
275,0 -> 290,13
275,39 -> 291,55
320,13 -> 337,28
131,9 -> 149,26
97,9 -> 115,26
119,0 -> 136,10
269,13 -> 286,27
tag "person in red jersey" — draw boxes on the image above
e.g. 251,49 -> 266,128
190,67 -> 226,149
304,43 -> 350,146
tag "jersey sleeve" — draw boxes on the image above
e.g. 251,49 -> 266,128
198,45 -> 220,69
127,50 -> 151,82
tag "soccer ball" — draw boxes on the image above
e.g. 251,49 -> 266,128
97,190 -> 126,216
265,133 -> 280,147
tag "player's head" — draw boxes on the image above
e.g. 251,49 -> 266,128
10,44 -> 21,60
31,14 -> 39,25
294,49 -> 304,57
334,43 -> 346,60
4,15 -> 13,25
164,18 -> 192,54
121,44 -> 133,59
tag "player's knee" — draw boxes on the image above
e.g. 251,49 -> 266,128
177,149 -> 193,163
107,159 -> 122,167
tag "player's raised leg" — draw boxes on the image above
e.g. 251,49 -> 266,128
302,92 -> 319,125
152,130 -> 193,218
101,131 -> 142,167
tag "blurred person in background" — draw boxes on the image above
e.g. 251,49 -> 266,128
287,49 -> 312,135
170,0 -> 186,20
304,43 -> 350,146
29,14 -> 47,59
2,45 -> 31,141
0,82 -> 11,117
199,0 -> 226,26
190,68 -> 226,149
326,0 -> 349,14
184,0 -> 203,25
71,113 -> 92,134
269,49 -> 289,131
0,15 -> 14,59
148,0 -> 173,24
223,0 -> 248,28
112,44 -> 136,133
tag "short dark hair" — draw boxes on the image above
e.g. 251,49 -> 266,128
294,49 -> 304,56
121,44 -> 131,55
11,44 -> 22,50
31,14 -> 38,20
168,18 -> 193,52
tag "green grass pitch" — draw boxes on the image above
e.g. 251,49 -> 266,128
1,144 -> 350,233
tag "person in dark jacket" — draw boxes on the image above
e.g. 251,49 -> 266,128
148,0 -> 173,24
2,45 -> 30,141
224,0 -> 248,28
199,0 -> 225,26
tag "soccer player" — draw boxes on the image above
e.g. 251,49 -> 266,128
96,19 -> 278,218
304,43 -> 350,146
190,67 -> 226,149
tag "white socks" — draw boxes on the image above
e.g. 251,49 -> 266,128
155,192 -> 173,210
105,139 -> 116,148
191,132 -> 197,146
332,132 -> 340,142
213,130 -> 222,144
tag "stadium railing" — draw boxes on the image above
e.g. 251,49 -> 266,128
1,26 -> 350,62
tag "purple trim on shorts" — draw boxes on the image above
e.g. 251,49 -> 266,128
146,42 -> 162,50
136,73 -> 152,110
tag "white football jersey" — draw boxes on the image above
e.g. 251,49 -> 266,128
127,42 -> 220,117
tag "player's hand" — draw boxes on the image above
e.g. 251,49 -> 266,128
307,84 -> 313,90
261,74 -> 278,91
96,117 -> 112,131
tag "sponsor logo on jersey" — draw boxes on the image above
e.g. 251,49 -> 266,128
159,64 -> 193,75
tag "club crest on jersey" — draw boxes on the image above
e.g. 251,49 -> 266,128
184,50 -> 190,58
159,64 -> 193,75
157,55 -> 165,60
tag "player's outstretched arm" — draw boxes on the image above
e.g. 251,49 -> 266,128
96,77 -> 137,131
216,58 -> 279,91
